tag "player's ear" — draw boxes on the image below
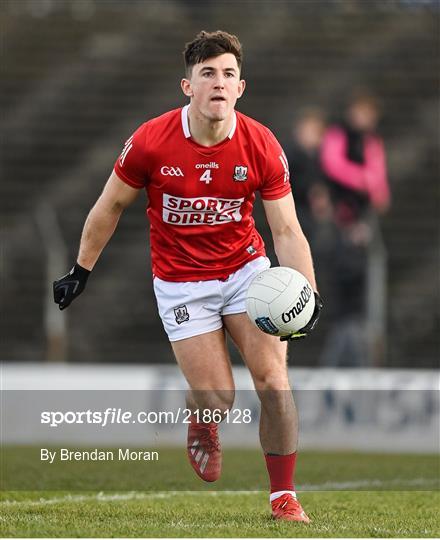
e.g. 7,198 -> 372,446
237,79 -> 246,99
181,78 -> 193,97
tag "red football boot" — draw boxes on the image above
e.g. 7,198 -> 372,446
271,493 -> 311,523
187,416 -> 222,482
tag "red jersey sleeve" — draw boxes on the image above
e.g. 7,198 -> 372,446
260,130 -> 292,200
114,123 -> 148,188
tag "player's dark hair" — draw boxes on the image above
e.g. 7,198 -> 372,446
183,30 -> 243,76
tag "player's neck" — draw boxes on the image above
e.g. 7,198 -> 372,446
187,106 -> 233,147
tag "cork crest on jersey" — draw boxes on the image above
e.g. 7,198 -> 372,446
233,165 -> 248,182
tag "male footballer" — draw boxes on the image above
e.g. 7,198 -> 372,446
53,30 -> 323,522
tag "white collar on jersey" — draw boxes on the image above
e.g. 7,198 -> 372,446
181,104 -> 237,140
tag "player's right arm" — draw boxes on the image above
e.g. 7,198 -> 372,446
53,172 -> 140,310
54,123 -> 148,310
77,171 -> 140,271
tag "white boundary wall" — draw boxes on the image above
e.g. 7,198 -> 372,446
2,363 -> 439,453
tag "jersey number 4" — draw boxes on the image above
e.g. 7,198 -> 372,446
199,170 -> 213,184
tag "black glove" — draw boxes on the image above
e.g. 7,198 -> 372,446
280,292 -> 324,341
53,263 -> 90,310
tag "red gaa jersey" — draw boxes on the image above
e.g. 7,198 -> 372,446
114,105 -> 291,281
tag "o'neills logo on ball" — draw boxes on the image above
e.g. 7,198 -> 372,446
281,284 -> 313,323
162,194 -> 244,226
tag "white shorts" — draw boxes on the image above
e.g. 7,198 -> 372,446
153,256 -> 271,342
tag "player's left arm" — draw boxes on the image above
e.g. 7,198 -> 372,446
263,192 -> 317,290
260,129 -> 322,338
260,128 -> 316,289
263,193 -> 323,339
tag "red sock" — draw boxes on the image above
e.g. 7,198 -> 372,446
264,452 -> 296,493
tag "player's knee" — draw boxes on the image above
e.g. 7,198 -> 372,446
256,373 -> 293,416
253,369 -> 289,393
191,389 -> 235,417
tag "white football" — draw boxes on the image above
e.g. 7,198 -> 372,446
246,267 -> 315,336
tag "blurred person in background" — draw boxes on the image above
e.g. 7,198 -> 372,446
286,109 -> 337,348
321,90 -> 390,223
320,90 -> 391,367
52,30 -> 323,522
285,108 -> 328,238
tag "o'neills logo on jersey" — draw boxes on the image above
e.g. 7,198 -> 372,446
195,162 -> 219,169
162,194 -> 244,226
281,284 -> 313,323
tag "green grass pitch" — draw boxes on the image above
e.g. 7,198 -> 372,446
1,449 -> 439,537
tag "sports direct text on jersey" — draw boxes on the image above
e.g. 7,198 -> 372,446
162,194 -> 245,226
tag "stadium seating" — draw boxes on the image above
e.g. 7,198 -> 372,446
1,1 -> 438,366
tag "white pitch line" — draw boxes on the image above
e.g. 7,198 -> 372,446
1,478 -> 437,507
0,490 -> 262,507
300,477 -> 439,490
